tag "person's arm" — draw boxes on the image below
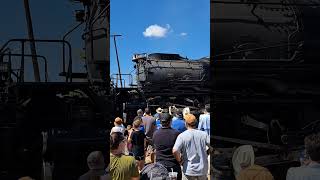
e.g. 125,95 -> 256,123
198,116 -> 203,130
172,135 -> 183,164
173,148 -> 182,164
144,136 -> 147,150
110,127 -> 114,135
128,131 -> 133,143
205,133 -> 211,155
206,133 -> 210,146
130,157 -> 140,179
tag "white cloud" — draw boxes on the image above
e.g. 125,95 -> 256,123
143,24 -> 171,38
180,32 -> 187,36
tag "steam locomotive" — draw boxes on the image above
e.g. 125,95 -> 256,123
132,53 -> 210,109
111,53 -> 210,127
212,0 -> 320,178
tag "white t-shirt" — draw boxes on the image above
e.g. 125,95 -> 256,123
173,129 -> 210,176
110,125 -> 125,135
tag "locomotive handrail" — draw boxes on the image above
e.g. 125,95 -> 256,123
147,66 -> 205,70
62,22 -> 84,74
88,3 -> 109,61
1,53 -> 48,82
0,39 -> 73,83
111,73 -> 134,88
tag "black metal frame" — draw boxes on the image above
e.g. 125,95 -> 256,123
1,53 -> 48,82
0,39 -> 73,83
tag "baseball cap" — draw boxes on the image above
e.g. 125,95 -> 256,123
160,113 -> 171,123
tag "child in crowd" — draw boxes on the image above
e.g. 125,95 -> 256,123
128,119 -> 146,172
126,125 -> 133,152
110,117 -> 125,135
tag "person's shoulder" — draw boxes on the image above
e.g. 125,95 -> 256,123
171,128 -> 180,134
199,129 -> 208,134
249,165 -> 272,173
122,155 -> 136,162
177,130 -> 188,138
177,119 -> 184,123
174,130 -> 181,137
195,129 -> 208,136
153,128 -> 161,135
287,166 -> 309,177
134,130 -> 144,136
130,130 -> 136,135
167,128 -> 179,135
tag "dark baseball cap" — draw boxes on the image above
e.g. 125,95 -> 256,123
160,113 -> 172,123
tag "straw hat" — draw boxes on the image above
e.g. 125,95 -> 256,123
232,145 -> 255,177
156,107 -> 163,114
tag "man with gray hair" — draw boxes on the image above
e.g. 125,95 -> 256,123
137,109 -> 144,117
78,151 -> 108,180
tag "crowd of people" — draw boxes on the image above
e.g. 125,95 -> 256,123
109,105 -> 211,180
16,103 -> 320,180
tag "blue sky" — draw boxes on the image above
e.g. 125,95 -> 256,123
110,0 -> 210,86
0,0 -> 84,82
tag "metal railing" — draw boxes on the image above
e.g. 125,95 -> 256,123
111,73 -> 136,88
0,38 -> 73,83
1,53 -> 48,82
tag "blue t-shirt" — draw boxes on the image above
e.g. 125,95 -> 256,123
155,119 -> 162,130
172,116 -> 178,121
198,113 -> 210,136
154,113 -> 160,120
171,118 -> 186,133
173,129 -> 210,176
139,125 -> 145,133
